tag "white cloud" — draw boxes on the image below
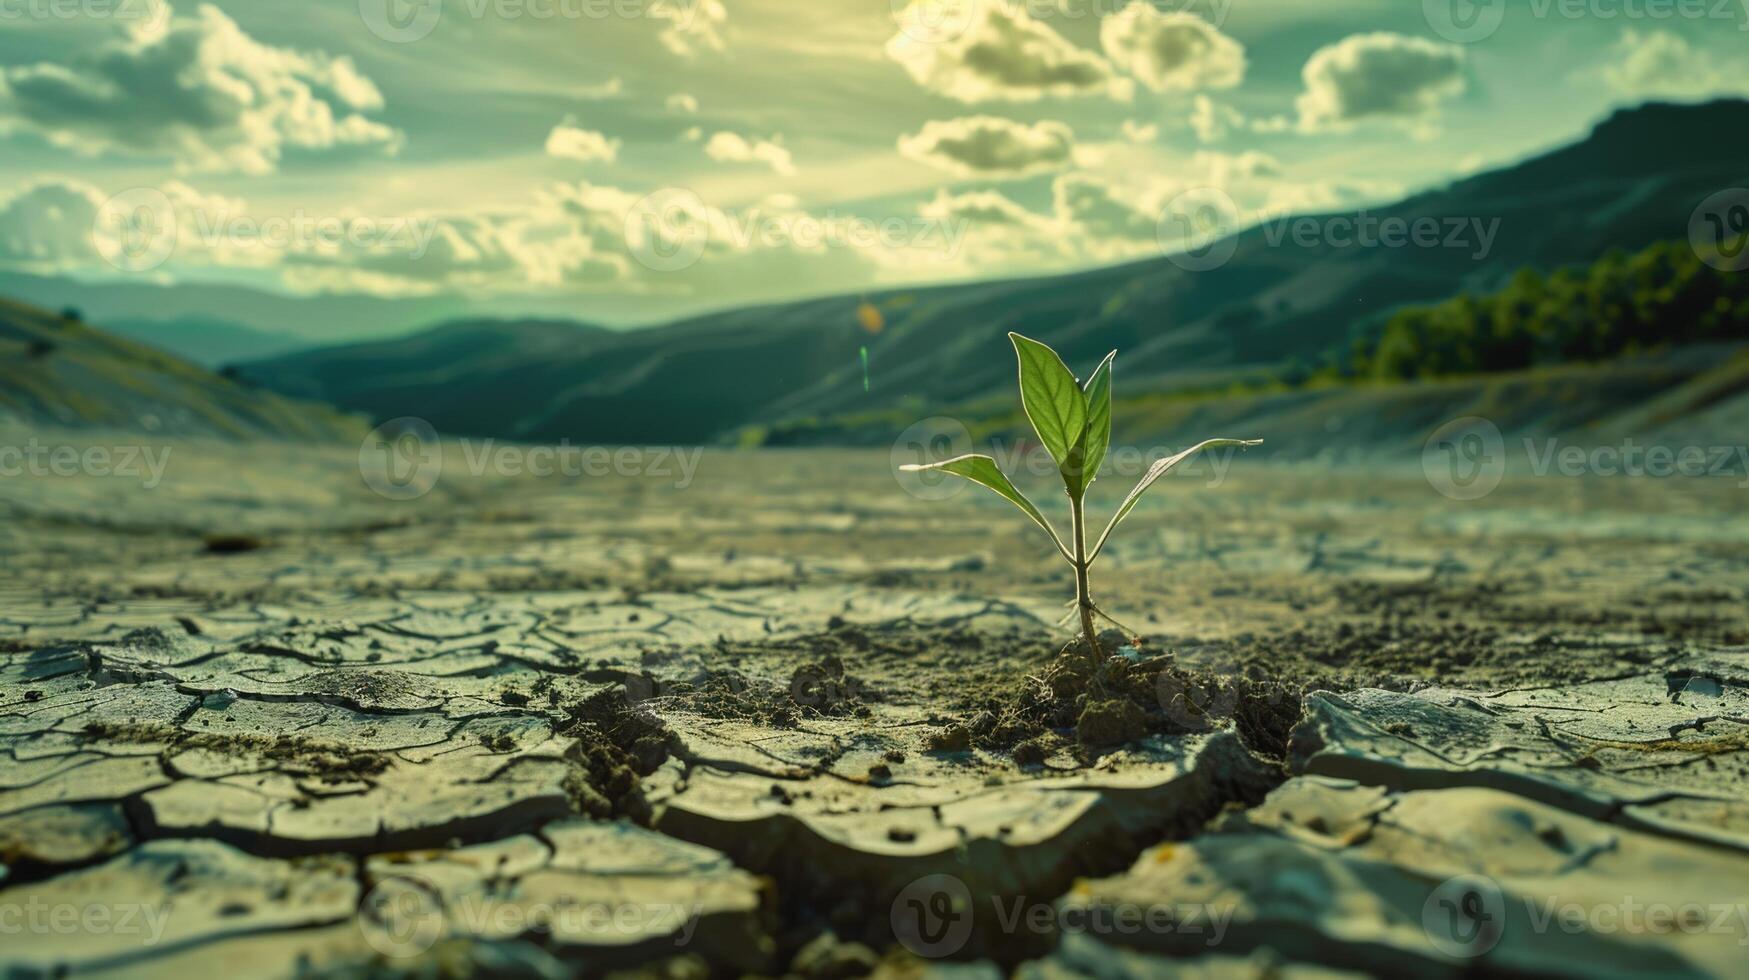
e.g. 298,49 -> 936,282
1250,114 -> 1294,134
0,178 -> 331,277
1198,149 -> 1280,183
921,188 -> 1051,230
575,78 -> 624,99
898,116 -> 1076,178
903,145 -> 1403,270
1100,7 -> 1244,94
1296,32 -> 1466,132
704,131 -> 795,175
886,0 -> 1126,103
1120,119 -> 1159,143
270,214 -> 525,297
545,121 -> 622,163
1052,173 -> 1158,246
1190,95 -> 1245,142
917,188 -> 1070,271
1602,30 -> 1749,100
0,3 -> 400,174
537,179 -> 964,297
0,147 -> 1400,306
666,93 -> 700,113
0,181 -> 106,270
0,169 -> 966,301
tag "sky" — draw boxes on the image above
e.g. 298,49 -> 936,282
0,0 -> 1745,328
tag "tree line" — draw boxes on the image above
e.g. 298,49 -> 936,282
1347,238 -> 1749,380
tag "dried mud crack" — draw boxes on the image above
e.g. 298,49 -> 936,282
7,450 -> 1749,976
9,602 -> 1749,976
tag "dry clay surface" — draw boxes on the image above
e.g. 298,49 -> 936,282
2,435 -> 1748,977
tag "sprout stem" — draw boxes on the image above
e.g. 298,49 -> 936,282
1070,494 -> 1100,658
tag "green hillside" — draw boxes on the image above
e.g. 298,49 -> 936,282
0,299 -> 366,441
1353,238 -> 1749,381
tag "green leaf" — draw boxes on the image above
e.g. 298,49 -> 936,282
1088,438 -> 1262,563
1009,333 -> 1086,472
900,453 -> 1071,561
1064,351 -> 1114,498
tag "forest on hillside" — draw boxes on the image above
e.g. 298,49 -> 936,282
1349,236 -> 1749,381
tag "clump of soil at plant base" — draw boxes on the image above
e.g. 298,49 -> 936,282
916,608 -> 1695,759
559,686 -> 673,824
603,609 -> 1687,769
930,631 -> 1309,761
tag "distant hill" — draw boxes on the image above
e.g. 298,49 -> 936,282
1105,343 -> 1749,465
0,300 -> 365,440
104,315 -> 311,367
0,269 -> 469,345
238,100 -> 1749,446
240,319 -> 615,439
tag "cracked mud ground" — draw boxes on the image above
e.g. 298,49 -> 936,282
4,438 -> 1749,978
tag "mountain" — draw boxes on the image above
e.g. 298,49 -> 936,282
0,269 -> 469,345
104,315 -> 311,367
0,269 -> 750,339
238,101 -> 1749,446
236,319 -> 615,439
0,299 -> 365,440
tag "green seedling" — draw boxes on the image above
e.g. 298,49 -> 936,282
903,333 -> 1260,656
